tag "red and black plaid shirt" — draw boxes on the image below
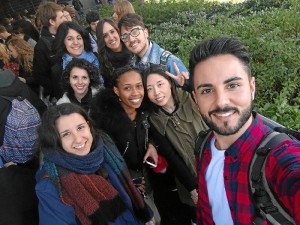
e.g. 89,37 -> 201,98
196,113 -> 300,225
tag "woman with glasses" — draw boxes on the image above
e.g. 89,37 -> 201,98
35,103 -> 153,225
96,18 -> 133,88
143,64 -> 209,225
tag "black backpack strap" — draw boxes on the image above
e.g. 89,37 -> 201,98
259,113 -> 300,140
194,130 -> 212,168
0,96 -> 24,102
250,131 -> 295,225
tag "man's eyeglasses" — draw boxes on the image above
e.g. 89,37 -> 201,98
120,28 -> 144,42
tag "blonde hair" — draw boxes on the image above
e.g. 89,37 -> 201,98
0,44 -> 10,65
114,0 -> 135,19
7,38 -> 34,73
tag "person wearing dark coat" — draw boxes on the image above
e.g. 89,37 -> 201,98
33,2 -> 67,99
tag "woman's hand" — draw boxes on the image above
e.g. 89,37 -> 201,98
165,62 -> 189,86
143,143 -> 158,165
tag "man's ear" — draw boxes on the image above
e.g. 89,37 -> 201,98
49,18 -> 55,27
250,76 -> 255,100
144,28 -> 149,39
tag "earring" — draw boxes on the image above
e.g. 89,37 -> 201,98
119,98 -> 122,102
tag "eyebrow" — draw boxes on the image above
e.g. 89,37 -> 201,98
104,29 -> 114,34
196,76 -> 242,90
59,122 -> 86,134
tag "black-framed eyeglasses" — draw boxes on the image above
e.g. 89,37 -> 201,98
120,28 -> 144,42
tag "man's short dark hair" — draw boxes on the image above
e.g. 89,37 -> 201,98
189,37 -> 251,89
85,10 -> 99,25
118,13 -> 145,31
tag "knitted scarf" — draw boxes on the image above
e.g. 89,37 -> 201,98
62,50 -> 99,70
43,135 -> 151,225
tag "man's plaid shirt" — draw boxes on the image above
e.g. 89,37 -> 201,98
196,112 -> 300,225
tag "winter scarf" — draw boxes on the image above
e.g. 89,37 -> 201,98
62,50 -> 99,70
43,135 -> 151,225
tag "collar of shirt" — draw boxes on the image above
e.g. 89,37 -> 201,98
139,41 -> 152,65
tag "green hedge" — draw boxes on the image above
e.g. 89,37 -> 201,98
99,0 -> 300,129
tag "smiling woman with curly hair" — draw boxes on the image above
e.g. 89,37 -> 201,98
56,58 -> 101,112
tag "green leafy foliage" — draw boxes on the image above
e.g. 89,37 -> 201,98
99,0 -> 300,129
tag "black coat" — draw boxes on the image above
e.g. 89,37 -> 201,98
32,27 -> 56,98
90,88 -> 148,171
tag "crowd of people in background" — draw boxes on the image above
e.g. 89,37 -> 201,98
0,0 -> 299,225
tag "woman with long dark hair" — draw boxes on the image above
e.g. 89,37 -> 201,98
35,103 -> 153,225
96,18 -> 133,88
143,64 -> 208,225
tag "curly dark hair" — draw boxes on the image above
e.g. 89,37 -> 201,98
61,58 -> 100,93
53,21 -> 92,60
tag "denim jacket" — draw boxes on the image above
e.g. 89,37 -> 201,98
134,41 -> 188,75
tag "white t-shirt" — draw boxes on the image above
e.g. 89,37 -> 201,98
205,137 -> 234,225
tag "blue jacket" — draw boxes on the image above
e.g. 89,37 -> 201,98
36,163 -> 146,225
135,41 -> 188,75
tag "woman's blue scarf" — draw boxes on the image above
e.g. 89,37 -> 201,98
62,50 -> 100,70
44,139 -> 104,174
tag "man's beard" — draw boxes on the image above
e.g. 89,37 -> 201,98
201,102 -> 253,136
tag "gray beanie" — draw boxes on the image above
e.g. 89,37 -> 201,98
0,69 -> 16,88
